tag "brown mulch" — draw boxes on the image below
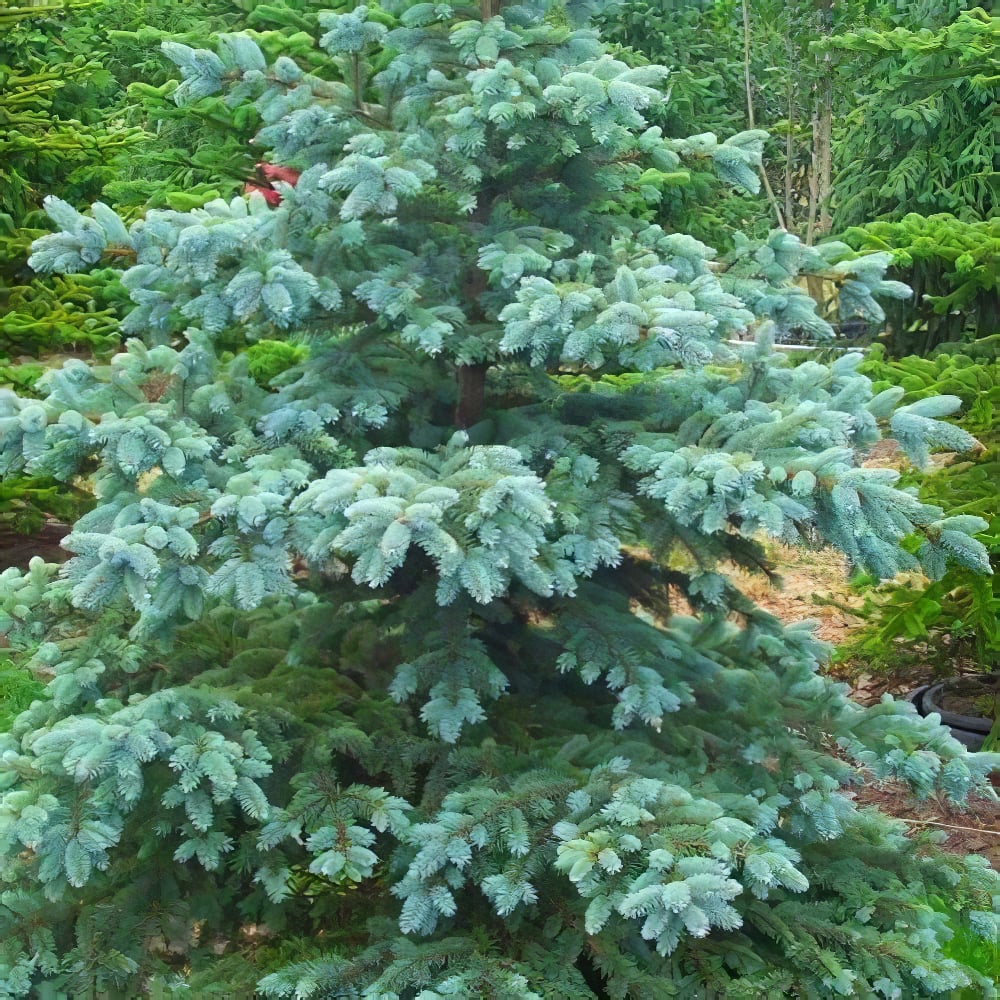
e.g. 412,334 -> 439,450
845,782 -> 1000,868
845,667 -> 941,705
0,522 -> 69,571
726,541 -> 866,646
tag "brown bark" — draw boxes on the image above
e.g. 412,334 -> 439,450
815,76 -> 833,237
455,364 -> 488,429
807,0 -> 834,244
784,39 -> 795,228
806,58 -> 832,299
455,257 -> 490,427
805,273 -> 827,312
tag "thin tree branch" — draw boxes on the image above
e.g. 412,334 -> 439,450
742,0 -> 786,229
900,818 -> 1000,836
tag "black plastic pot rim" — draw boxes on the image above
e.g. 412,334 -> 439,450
921,679 -> 995,735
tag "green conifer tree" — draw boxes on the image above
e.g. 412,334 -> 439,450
0,1 -> 997,995
0,0 -> 139,550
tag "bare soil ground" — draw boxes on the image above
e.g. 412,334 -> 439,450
848,783 -> 1000,866
728,542 -> 864,646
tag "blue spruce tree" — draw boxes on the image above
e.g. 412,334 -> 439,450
0,0 -> 997,995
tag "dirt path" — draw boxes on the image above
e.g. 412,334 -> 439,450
728,542 -> 864,646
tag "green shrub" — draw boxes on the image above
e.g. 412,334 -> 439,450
929,894 -> 1000,998
245,339 -> 309,388
839,353 -> 999,675
0,658 -> 44,731
843,214 -> 1000,353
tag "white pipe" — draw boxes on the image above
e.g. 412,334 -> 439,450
724,340 -> 852,352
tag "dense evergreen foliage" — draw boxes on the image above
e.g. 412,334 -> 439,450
0,0 -> 255,360
0,0 -> 305,541
0,0 -> 134,544
843,215 -> 999,354
0,0 -> 139,355
843,348 -> 1000,678
0,0 -> 997,996
824,6 -> 998,229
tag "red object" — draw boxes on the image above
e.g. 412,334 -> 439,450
245,162 -> 301,205
245,182 -> 283,205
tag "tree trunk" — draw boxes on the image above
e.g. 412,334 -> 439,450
742,1 -> 785,229
784,38 -> 795,229
815,75 -> 833,237
455,258 -> 490,428
807,0 -> 834,244
454,0 -> 501,425
455,363 -> 488,429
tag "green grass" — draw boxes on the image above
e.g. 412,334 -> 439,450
926,895 -> 1000,997
0,656 -> 44,730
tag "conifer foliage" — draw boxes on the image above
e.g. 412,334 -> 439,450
1,1 -> 998,995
